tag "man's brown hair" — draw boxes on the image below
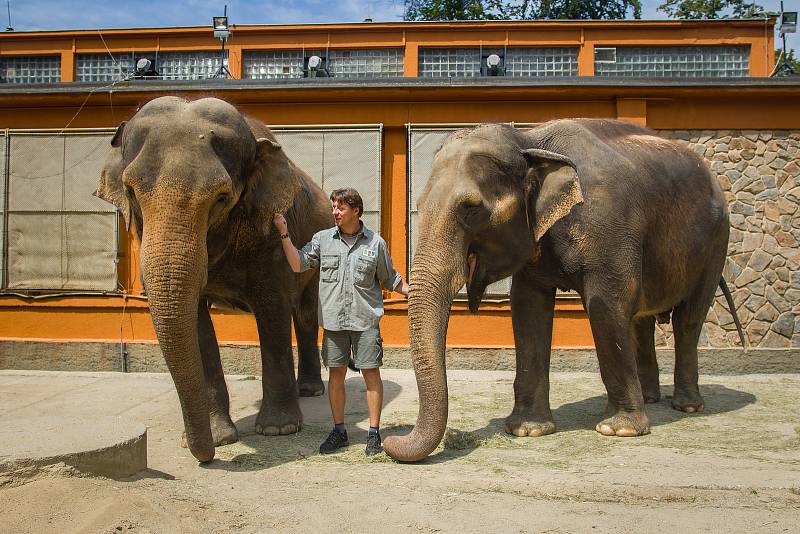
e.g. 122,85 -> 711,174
330,188 -> 364,218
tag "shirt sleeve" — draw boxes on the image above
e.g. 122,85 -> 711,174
376,238 -> 402,291
298,232 -> 322,273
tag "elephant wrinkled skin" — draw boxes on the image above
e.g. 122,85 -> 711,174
96,96 -> 332,462
384,120 -> 733,462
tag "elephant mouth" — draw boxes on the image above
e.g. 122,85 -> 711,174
465,248 -> 488,313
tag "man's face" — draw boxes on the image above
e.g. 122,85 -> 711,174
332,199 -> 359,228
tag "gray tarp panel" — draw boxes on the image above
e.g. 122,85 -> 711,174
408,128 -> 512,298
5,133 -> 117,291
274,127 -> 382,235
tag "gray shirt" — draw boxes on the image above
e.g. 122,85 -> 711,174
298,223 -> 402,331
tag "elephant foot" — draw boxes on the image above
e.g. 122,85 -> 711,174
255,403 -> 303,436
671,387 -> 704,413
596,410 -> 650,437
298,377 -> 325,397
505,411 -> 556,437
181,413 -> 239,448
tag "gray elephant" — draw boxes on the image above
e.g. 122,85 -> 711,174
96,96 -> 332,462
384,119 -> 744,462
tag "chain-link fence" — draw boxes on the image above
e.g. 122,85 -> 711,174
2,131 -> 118,292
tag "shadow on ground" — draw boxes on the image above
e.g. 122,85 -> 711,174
205,378 -> 403,472
401,383 -> 756,464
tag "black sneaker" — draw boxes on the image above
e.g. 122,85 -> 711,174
365,432 -> 383,456
319,428 -> 349,454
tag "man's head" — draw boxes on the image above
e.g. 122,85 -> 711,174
330,188 -> 363,230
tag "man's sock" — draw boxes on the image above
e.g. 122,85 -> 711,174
368,426 -> 379,436
335,422 -> 346,434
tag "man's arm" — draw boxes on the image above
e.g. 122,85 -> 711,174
376,238 -> 409,297
273,213 -> 302,273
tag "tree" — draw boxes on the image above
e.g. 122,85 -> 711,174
404,0 -> 642,21
657,0 -> 767,19
404,0 -> 492,20
774,48 -> 800,76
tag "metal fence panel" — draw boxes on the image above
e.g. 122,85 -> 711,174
408,127 -> 511,297
4,132 -> 118,291
274,127 -> 383,233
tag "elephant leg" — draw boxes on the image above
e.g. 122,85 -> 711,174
294,280 -> 324,398
671,284 -> 714,413
634,315 -> 660,404
505,269 -> 556,437
193,300 -> 238,446
253,294 -> 303,436
584,284 -> 650,437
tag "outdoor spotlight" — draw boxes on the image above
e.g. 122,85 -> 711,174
307,55 -> 323,70
486,54 -> 501,68
213,15 -> 230,40
483,53 -> 503,76
780,11 -> 797,34
133,57 -> 158,78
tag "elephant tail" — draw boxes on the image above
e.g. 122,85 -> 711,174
719,277 -> 748,351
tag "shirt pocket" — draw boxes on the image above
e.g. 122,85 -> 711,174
320,255 -> 340,283
354,256 -> 377,288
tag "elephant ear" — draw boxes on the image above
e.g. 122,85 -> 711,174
94,122 -> 131,231
521,148 -> 584,242
243,137 -> 302,237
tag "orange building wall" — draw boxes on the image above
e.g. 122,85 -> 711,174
0,20 -> 790,349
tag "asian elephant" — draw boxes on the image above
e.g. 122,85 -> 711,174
384,119 -> 744,462
95,96 -> 332,462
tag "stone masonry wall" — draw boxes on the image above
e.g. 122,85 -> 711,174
654,130 -> 800,349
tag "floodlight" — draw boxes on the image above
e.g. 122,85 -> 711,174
780,11 -> 797,34
213,15 -> 230,40
486,54 -> 501,68
307,55 -> 323,70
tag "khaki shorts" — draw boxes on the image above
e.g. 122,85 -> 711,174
322,327 -> 383,369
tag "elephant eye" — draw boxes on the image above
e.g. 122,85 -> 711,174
216,193 -> 229,205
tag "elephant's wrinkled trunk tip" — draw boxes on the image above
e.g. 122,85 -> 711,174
384,242 -> 462,462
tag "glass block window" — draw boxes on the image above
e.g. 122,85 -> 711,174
157,51 -> 220,80
244,50 -> 305,79
506,48 -> 578,77
595,46 -> 749,78
419,48 -> 482,77
76,53 -> 135,82
0,55 -> 61,84
420,48 -> 578,77
328,48 -> 403,78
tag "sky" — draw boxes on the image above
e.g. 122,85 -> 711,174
3,0 -> 797,54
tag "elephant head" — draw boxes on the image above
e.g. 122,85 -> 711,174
383,124 -> 583,462
95,96 -> 300,462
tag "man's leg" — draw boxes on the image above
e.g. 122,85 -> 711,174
328,366 -> 348,425
319,330 -> 351,454
361,368 -> 383,429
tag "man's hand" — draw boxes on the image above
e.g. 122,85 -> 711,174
273,213 -> 288,235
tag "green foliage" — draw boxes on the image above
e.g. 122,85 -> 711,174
774,48 -> 800,75
657,0 -> 768,19
403,0 -> 642,21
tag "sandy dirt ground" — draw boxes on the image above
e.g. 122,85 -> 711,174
1,368 -> 799,533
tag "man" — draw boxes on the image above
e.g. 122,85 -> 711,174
273,188 -> 409,456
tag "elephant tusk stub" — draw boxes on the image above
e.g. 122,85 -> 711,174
467,253 -> 477,287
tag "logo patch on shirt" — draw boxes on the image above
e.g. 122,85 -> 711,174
362,248 -> 377,259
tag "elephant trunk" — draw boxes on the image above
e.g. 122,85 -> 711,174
383,233 -> 465,462
140,214 -> 213,463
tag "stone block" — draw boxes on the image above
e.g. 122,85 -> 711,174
791,271 -> 800,289
766,285 -> 790,312
740,233 -> 762,252
768,255 -> 786,269
754,302 -> 778,322
744,294 -> 767,312
764,201 -> 780,221
755,189 -> 778,201
773,312 -> 795,337
747,249 -> 773,271
759,330 -> 790,348
777,197 -> 797,214
763,151 -> 777,165
759,131 -> 773,142
730,201 -> 755,216
775,231 -> 798,248
764,270 -> 778,283
749,278 -> 767,296
747,320 -> 770,344
741,149 -> 756,161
